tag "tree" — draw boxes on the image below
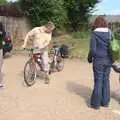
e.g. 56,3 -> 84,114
18,0 -> 68,28
0,0 -> 7,4
17,0 -> 99,30
64,0 -> 100,31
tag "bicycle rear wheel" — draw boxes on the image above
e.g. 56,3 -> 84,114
24,59 -> 36,86
56,56 -> 64,71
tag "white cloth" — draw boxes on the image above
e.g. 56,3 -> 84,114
23,26 -> 52,49
0,49 -> 3,84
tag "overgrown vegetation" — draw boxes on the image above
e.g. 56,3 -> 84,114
0,0 -> 7,4
64,0 -> 99,31
112,22 -> 120,40
18,0 -> 67,29
51,31 -> 90,59
18,0 -> 99,30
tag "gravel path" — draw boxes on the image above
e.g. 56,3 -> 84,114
0,55 -> 120,120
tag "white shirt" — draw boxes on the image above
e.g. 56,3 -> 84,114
23,26 -> 52,49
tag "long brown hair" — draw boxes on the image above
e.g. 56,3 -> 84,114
92,16 -> 108,29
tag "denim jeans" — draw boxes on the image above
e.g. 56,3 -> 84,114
91,57 -> 112,107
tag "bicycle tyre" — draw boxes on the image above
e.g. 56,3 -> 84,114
56,56 -> 64,71
24,59 -> 36,86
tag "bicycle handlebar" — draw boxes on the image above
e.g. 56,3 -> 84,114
14,48 -> 34,52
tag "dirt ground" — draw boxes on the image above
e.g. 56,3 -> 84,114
0,55 -> 120,120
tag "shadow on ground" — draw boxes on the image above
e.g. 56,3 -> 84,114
111,91 -> 120,104
66,81 -> 92,106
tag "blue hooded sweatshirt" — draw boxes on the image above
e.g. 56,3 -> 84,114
90,28 -> 112,59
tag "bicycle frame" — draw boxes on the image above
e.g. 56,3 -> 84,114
27,49 -> 43,71
23,46 -> 64,86
52,46 -> 60,66
26,46 -> 63,73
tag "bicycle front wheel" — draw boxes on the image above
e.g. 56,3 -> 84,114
24,59 -> 36,86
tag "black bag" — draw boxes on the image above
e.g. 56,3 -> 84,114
87,51 -> 92,63
60,44 -> 69,58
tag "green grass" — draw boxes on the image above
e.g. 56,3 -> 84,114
52,31 -> 90,59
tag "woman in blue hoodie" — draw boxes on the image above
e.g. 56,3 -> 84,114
88,16 -> 113,109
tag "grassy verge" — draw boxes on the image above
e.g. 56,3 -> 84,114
52,31 -> 90,59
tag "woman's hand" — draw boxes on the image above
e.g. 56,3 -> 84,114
87,51 -> 92,63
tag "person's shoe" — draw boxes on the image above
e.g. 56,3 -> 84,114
91,105 -> 100,110
44,75 -> 50,84
49,70 -> 52,75
0,84 -> 4,88
101,104 -> 109,108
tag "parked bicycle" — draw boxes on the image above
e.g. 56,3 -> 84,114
24,46 -> 64,86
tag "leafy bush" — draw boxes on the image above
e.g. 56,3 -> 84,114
114,28 -> 120,40
18,0 -> 99,30
64,0 -> 99,31
19,0 -> 67,28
